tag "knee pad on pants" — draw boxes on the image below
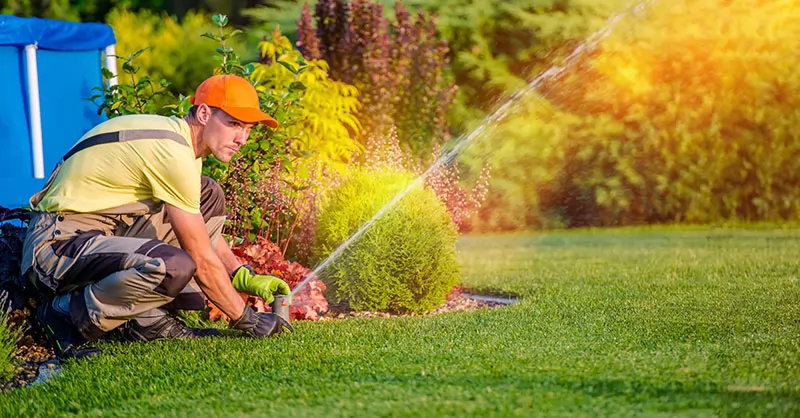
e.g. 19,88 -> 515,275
149,244 -> 197,298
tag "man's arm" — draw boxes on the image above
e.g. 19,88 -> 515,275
165,204 -> 245,320
214,235 -> 243,275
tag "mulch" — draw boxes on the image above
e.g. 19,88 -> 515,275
321,291 -> 508,320
1,306 -> 55,392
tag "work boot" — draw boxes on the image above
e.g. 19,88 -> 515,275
121,314 -> 221,342
36,299 -> 102,360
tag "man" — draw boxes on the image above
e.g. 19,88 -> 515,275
22,74 -> 292,360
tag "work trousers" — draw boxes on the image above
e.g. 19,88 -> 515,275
22,177 -> 226,341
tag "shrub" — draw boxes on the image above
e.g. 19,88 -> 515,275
0,208 -> 31,310
0,292 -> 21,382
297,0 -> 457,164
360,127 -> 491,232
207,236 -> 329,321
412,0 -> 631,132
314,168 -> 459,314
461,0 -> 800,230
91,48 -> 177,119
295,0 -> 491,236
254,27 -> 362,175
1,0 -> 80,21
209,25 -> 362,255
234,237 -> 328,321
106,7 -> 246,98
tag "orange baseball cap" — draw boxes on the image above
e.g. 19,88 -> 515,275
190,74 -> 279,128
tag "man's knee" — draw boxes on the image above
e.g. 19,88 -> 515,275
200,176 -> 226,221
148,244 -> 197,298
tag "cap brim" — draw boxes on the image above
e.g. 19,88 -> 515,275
222,106 -> 279,129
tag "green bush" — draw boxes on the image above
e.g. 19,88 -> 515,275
0,292 -> 20,382
463,0 -> 800,231
314,169 -> 459,314
413,0 -> 632,134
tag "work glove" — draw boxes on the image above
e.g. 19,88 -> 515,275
231,265 -> 290,305
230,305 -> 293,337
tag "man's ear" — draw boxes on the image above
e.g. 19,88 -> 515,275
196,104 -> 213,125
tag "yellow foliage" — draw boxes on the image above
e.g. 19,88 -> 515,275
251,28 -> 362,175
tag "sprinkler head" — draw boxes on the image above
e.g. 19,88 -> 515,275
271,295 -> 291,322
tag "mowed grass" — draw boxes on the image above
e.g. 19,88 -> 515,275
2,225 -> 799,416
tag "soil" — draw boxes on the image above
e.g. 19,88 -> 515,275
2,289 -> 510,391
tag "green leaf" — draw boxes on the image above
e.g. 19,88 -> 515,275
212,14 -> 228,27
130,47 -> 149,60
277,60 -> 297,74
101,68 -> 115,79
121,62 -> 135,74
289,81 -> 306,91
201,33 -> 219,41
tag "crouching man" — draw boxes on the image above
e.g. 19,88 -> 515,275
21,74 -> 292,359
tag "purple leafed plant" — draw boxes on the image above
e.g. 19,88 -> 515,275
298,0 -> 457,165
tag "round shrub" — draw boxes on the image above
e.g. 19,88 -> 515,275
314,168 -> 459,314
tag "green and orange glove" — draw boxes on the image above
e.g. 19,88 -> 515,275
231,265 -> 290,305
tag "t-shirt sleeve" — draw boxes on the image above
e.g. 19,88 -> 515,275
142,143 -> 201,214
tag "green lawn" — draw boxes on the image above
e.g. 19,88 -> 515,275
2,226 -> 799,416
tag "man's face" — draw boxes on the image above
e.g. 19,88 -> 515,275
203,107 -> 256,162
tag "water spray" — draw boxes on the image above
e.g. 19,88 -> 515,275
289,0 -> 655,298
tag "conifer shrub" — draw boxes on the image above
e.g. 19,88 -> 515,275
314,168 -> 459,314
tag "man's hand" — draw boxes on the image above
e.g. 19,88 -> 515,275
231,265 -> 290,305
230,306 -> 293,337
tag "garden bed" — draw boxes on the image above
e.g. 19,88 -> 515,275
322,289 -> 514,320
1,307 -> 54,392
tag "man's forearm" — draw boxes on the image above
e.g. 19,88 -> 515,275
215,235 -> 243,275
193,252 -> 246,320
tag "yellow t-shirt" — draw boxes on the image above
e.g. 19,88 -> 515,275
35,115 -> 203,214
